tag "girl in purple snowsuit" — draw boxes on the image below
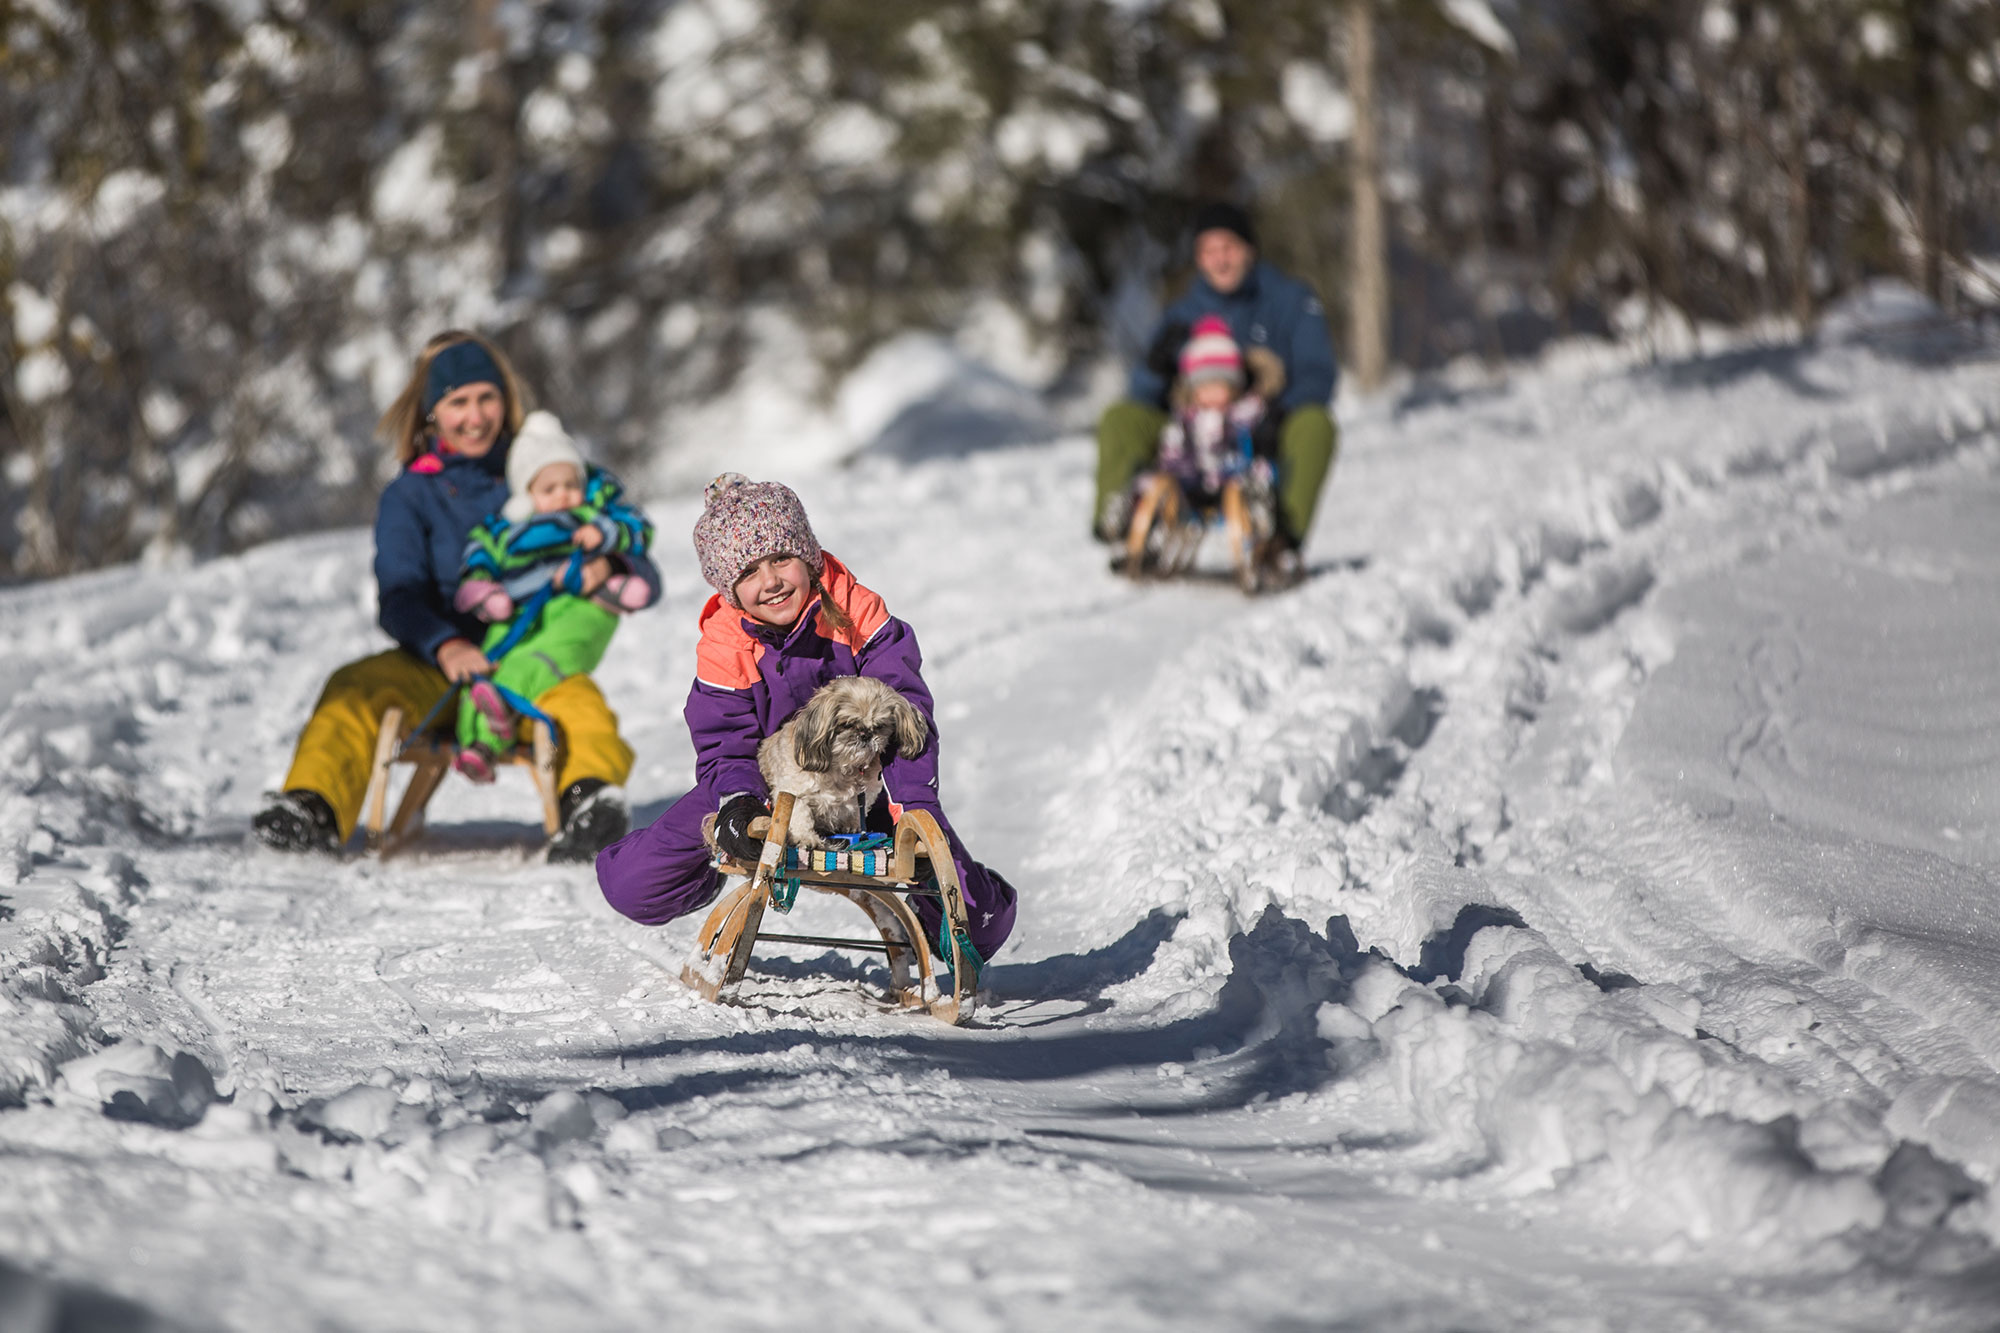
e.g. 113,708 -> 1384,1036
594,474 -> 1018,968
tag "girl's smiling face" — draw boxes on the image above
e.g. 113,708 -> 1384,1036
733,554 -> 811,627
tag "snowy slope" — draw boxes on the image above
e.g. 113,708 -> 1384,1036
1,321 -> 1999,1331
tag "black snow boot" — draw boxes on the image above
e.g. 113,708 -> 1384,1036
1263,531 -> 1306,590
252,789 -> 340,853
547,779 -> 628,864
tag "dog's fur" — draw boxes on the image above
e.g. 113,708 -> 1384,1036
757,676 -> 928,848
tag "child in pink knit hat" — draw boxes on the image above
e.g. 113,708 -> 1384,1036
594,472 -> 1018,982
1153,314 -> 1285,500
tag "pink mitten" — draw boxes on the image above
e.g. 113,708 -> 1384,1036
453,579 -> 514,622
1191,408 -> 1227,454
595,573 -> 653,612
1227,394 -> 1266,430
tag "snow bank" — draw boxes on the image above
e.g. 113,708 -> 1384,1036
642,313 -> 1057,493
0,877 -> 116,1106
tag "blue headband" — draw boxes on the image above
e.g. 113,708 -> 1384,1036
423,341 -> 506,414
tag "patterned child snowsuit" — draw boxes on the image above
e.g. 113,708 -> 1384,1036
1150,342 -> 1286,505
454,468 -> 655,755
594,553 -> 1018,963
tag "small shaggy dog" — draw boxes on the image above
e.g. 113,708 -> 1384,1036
757,675 -> 929,848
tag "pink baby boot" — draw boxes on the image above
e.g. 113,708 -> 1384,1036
453,580 -> 515,622
467,679 -> 513,731
453,743 -> 498,784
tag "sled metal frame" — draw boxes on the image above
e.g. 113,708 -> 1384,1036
1124,471 -> 1274,595
361,704 -> 563,856
681,792 -> 978,1025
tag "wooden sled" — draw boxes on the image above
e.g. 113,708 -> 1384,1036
680,792 -> 980,1024
360,704 -> 562,856
1123,470 -> 1279,594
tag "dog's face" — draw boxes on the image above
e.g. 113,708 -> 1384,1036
792,676 -> 928,784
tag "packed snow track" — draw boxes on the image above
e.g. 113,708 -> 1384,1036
3,330 -> 2000,1331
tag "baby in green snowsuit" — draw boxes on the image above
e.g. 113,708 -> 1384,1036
450,411 -> 656,782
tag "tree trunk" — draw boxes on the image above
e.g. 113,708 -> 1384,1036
471,0 -> 526,288
1908,0 -> 1946,308
1778,64 -> 1814,328
1347,0 -> 1389,393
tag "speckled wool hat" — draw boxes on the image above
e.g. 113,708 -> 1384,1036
693,473 -> 823,606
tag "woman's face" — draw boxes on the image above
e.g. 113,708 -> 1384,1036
733,554 -> 811,627
431,381 -> 505,457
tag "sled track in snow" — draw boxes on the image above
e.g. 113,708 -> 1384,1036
0,344 -> 1998,1328
1024,362 -> 2000,1277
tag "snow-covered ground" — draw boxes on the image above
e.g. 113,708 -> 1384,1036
2,311 -> 1999,1331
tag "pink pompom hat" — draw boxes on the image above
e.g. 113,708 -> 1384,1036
1178,315 -> 1244,389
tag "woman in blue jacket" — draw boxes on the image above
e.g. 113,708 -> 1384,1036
253,331 -> 657,860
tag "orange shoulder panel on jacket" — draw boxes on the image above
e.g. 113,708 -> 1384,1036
816,552 -> 891,650
693,593 -> 763,690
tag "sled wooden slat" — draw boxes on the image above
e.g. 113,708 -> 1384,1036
1124,471 -> 1180,578
362,703 -> 564,856
363,707 -> 404,848
530,720 -> 561,834
1220,478 -> 1260,595
681,792 -> 976,1024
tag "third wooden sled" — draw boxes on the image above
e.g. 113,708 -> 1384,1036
1123,470 -> 1279,594
360,704 -> 562,856
680,792 -> 980,1024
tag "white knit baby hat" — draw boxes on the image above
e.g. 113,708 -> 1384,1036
502,410 -> 587,522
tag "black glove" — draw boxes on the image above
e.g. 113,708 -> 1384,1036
1144,319 -> 1192,382
714,793 -> 771,862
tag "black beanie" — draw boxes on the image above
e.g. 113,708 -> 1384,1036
1190,201 -> 1257,249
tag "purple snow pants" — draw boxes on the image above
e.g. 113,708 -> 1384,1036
594,784 -> 1018,961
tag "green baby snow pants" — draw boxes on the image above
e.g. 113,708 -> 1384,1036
458,596 -> 620,755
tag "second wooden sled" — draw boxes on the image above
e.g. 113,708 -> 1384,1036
360,704 -> 563,856
1123,470 -> 1277,594
680,792 -> 980,1024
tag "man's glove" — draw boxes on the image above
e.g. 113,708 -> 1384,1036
1144,320 -> 1191,381
714,792 -> 771,862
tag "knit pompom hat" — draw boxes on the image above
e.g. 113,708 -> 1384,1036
1179,315 -> 1244,389
693,472 -> 823,606
502,411 -> 587,523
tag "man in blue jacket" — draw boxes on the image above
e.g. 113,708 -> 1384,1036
1095,202 -> 1340,566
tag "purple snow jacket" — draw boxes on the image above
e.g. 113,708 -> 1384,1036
594,553 -> 1018,960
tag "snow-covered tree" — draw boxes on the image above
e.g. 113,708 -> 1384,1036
4,0 -> 1996,578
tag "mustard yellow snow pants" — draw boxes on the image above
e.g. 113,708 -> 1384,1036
282,648 -> 636,840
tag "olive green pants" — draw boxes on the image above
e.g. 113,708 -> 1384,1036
1094,400 -> 1339,545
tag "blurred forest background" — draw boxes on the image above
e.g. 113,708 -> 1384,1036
4,0 -> 1998,578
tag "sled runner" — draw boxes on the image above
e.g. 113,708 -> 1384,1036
681,793 -> 980,1025
1122,468 -> 1283,594
360,704 -> 562,855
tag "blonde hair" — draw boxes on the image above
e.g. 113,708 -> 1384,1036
810,570 -> 854,633
376,329 -> 531,466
